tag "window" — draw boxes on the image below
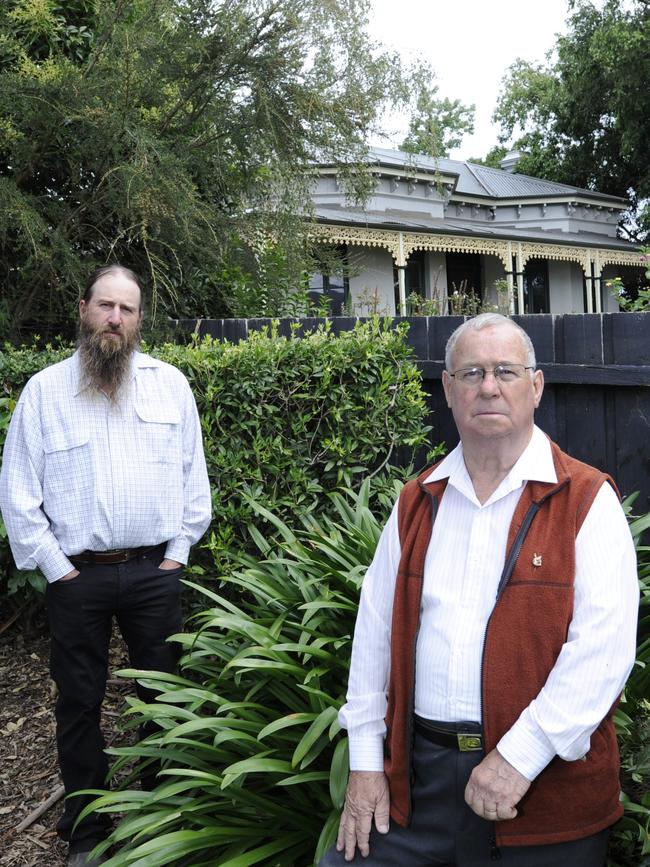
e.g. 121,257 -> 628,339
308,245 -> 349,315
393,250 -> 426,313
523,259 -> 549,314
445,252 -> 482,312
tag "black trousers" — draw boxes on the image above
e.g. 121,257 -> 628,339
45,545 -> 183,850
319,730 -> 610,867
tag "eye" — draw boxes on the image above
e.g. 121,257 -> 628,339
495,365 -> 522,382
460,368 -> 483,384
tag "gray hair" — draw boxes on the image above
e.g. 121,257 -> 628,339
445,313 -> 536,371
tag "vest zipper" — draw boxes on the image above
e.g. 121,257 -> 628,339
479,499 -> 542,860
478,480 -> 568,857
489,825 -> 501,860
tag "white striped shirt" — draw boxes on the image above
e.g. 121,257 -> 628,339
0,351 -> 212,582
340,426 -> 639,781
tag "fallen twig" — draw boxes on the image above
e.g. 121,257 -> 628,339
0,605 -> 29,636
24,831 -> 50,850
15,785 -> 65,833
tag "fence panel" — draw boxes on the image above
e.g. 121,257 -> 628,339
177,313 -> 650,508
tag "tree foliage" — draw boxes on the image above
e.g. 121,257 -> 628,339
0,0 -> 408,339
400,63 -> 475,158
490,0 -> 650,240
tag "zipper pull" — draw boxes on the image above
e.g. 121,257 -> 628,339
489,826 -> 501,861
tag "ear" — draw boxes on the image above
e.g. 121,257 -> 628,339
442,370 -> 453,407
79,299 -> 86,318
532,369 -> 544,408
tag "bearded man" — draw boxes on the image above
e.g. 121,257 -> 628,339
0,265 -> 211,867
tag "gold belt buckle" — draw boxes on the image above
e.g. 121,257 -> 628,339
457,733 -> 482,752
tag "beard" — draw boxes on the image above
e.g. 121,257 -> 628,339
78,319 -> 141,398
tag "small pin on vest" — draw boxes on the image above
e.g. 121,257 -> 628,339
532,553 -> 543,567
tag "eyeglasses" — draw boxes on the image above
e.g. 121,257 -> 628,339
449,363 -> 534,386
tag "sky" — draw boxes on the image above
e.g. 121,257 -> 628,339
366,0 -> 571,160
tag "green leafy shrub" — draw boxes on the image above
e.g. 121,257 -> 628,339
84,486 -> 650,867
79,481 -> 392,866
154,319 -> 432,572
610,499 -> 650,865
0,321 -> 433,612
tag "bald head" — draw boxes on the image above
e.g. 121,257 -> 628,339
445,313 -> 536,373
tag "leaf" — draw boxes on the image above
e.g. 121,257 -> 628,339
329,738 -> 349,809
292,706 -> 338,768
258,712 -> 317,741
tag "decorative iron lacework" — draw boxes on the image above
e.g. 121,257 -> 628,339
308,224 -> 402,262
517,243 -> 591,270
597,250 -> 646,269
403,233 -> 510,269
308,224 -> 645,277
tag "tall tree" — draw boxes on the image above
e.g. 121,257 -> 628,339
0,0 -> 406,338
490,0 -> 650,241
401,64 -> 475,158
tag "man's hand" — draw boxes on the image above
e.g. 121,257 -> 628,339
464,748 -> 530,821
59,569 -> 80,581
158,559 -> 182,570
336,770 -> 390,861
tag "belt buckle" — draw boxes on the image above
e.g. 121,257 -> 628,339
457,733 -> 482,752
101,549 -> 130,563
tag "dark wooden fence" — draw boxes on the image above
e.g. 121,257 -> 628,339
177,313 -> 650,509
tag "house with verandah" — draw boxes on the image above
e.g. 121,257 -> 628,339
307,147 -> 646,316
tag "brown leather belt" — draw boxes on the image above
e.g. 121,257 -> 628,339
70,544 -> 164,566
414,715 -> 483,752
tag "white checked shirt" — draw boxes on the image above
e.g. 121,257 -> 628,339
0,351 -> 212,583
340,426 -> 639,781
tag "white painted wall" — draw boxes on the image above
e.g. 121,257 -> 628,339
601,265 -> 624,312
425,251 -> 448,312
548,260 -> 586,314
482,255 -> 507,307
348,246 -> 396,315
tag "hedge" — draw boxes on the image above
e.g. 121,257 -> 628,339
0,319 -> 434,610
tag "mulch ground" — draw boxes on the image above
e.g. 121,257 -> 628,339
0,617 -> 133,866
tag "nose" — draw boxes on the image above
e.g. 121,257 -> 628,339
107,304 -> 122,326
478,369 -> 501,396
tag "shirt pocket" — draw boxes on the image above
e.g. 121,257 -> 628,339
43,429 -> 92,498
134,401 -> 181,465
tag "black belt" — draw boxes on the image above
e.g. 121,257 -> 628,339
414,715 -> 483,752
70,543 -> 164,566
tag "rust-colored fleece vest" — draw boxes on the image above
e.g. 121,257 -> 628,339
384,439 -> 623,847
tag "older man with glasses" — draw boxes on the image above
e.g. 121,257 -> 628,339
319,313 -> 638,867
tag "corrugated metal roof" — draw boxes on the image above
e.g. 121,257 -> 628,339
362,147 -> 627,204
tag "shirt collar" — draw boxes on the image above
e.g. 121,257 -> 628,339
423,425 -> 557,505
71,349 -> 157,396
